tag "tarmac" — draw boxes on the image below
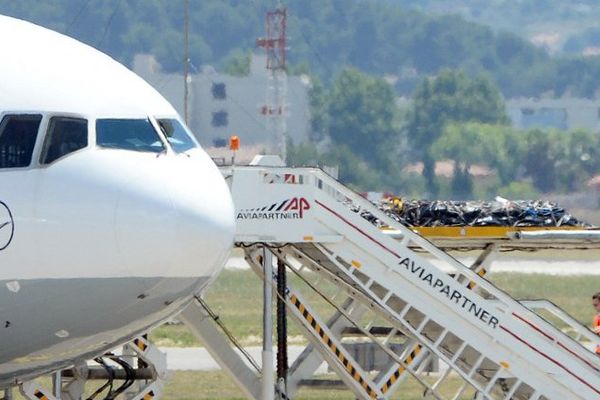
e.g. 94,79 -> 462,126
226,254 -> 600,275
162,345 -> 328,373
162,343 -> 598,372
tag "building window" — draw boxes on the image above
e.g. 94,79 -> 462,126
211,111 -> 228,127
521,107 -> 534,115
212,83 -> 227,100
213,138 -> 227,148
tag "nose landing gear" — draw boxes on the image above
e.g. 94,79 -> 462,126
18,336 -> 166,400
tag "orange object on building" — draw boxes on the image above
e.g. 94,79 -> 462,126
229,135 -> 240,151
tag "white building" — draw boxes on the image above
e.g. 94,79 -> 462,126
133,54 -> 311,148
506,98 -> 600,131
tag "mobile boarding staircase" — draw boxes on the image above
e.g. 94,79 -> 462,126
208,166 -> 600,400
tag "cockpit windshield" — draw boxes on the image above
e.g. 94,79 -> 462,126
156,118 -> 197,153
0,114 -> 42,168
96,118 -> 164,153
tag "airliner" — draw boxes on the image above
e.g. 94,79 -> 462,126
0,15 -> 235,385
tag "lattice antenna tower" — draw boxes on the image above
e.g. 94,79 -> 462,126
257,7 -> 288,162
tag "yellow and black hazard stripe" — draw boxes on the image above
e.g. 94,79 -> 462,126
33,390 -> 49,400
380,344 -> 423,394
288,294 -> 378,399
467,268 -> 487,290
142,390 -> 155,400
133,338 -> 148,352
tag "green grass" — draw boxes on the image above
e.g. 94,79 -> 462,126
151,269 -> 342,347
492,272 -> 598,325
12,372 -> 477,400
162,371 -> 477,400
151,269 -> 598,347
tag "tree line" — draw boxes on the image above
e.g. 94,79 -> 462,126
289,69 -> 600,200
3,0 -> 600,97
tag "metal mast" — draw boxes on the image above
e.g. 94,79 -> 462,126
257,7 -> 288,162
183,0 -> 190,125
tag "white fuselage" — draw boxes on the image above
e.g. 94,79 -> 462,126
0,16 -> 235,384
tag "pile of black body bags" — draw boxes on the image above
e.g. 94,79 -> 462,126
358,198 -> 589,228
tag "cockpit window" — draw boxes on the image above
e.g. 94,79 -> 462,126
157,118 -> 197,153
96,118 -> 165,153
40,117 -> 88,165
0,114 -> 42,168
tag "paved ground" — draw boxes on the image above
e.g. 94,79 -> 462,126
226,255 -> 600,275
162,343 -> 597,372
162,346 -> 329,373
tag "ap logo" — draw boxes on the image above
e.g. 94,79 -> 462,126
0,201 -> 14,251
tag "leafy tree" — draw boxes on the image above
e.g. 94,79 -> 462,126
221,50 -> 250,76
432,124 -> 492,166
326,68 -> 400,169
450,166 -> 474,200
326,145 -> 386,191
407,70 -> 508,197
287,141 -> 391,192
432,124 -> 481,199
286,139 -> 321,166
287,61 -> 311,76
6,1 -> 600,97
564,27 -> 600,54
462,123 -> 525,186
555,129 -> 600,192
522,129 -> 563,193
521,128 -> 600,193
307,77 -> 329,142
432,122 -> 527,199
553,57 -> 600,98
496,182 -> 539,200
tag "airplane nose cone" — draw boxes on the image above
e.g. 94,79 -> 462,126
114,154 -> 234,279
168,158 -> 235,279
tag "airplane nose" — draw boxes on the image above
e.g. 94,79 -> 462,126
168,159 -> 235,279
114,155 -> 235,278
